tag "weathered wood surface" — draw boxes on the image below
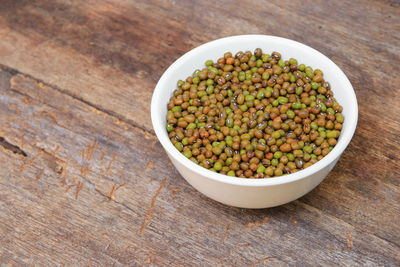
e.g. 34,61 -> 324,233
0,0 -> 399,266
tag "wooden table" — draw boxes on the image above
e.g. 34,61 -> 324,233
1,0 -> 399,266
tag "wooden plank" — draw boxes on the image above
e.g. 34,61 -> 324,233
0,66 -> 399,265
0,0 -> 399,132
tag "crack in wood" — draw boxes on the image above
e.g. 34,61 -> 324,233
0,64 -> 19,75
96,186 -> 137,216
105,154 -> 117,176
37,110 -> 58,124
325,245 -> 337,250
52,145 -> 61,154
139,180 -> 167,235
0,136 -> 27,157
64,181 -> 84,200
168,187 -> 181,198
58,161 -> 68,185
75,181 -> 84,199
244,216 -> 269,229
82,140 -> 98,161
230,243 -> 251,256
345,231 -> 353,250
64,184 -> 74,193
107,183 -> 126,201
250,256 -> 275,266
145,256 -> 156,263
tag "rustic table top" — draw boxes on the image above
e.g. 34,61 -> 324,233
1,0 -> 399,266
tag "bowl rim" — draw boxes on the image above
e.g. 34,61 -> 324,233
151,34 -> 358,187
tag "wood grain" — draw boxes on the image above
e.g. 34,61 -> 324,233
0,0 -> 399,266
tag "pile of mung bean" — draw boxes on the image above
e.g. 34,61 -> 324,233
166,48 -> 344,178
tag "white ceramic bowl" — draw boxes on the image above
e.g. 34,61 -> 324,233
151,35 -> 358,209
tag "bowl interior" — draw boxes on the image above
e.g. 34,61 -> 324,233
151,35 -> 358,186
